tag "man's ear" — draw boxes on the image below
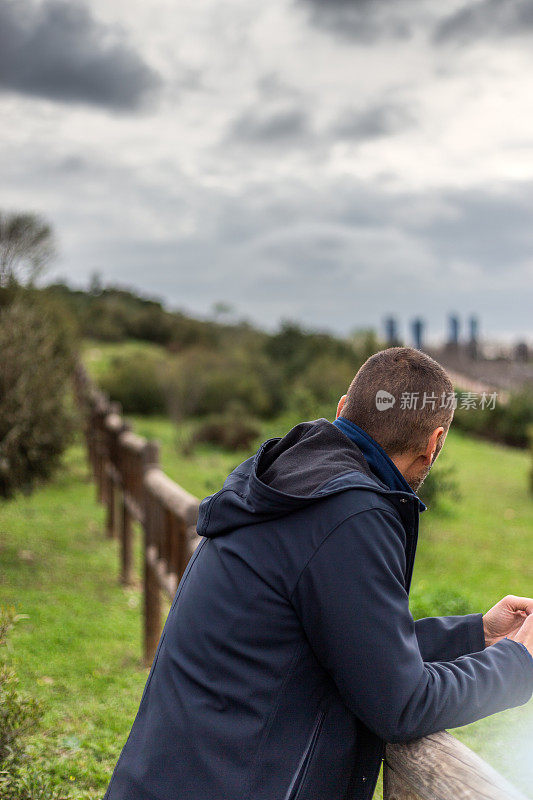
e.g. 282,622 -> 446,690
336,394 -> 347,419
424,426 -> 445,463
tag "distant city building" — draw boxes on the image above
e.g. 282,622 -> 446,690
448,314 -> 460,345
515,341 -> 529,362
468,316 -> 479,360
446,314 -> 460,351
384,316 -> 400,347
411,318 -> 424,351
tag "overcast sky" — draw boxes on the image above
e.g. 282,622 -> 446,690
1,0 -> 533,342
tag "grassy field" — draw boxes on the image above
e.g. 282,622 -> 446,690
0,440 -> 149,798
1,413 -> 533,797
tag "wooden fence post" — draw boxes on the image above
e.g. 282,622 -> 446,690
104,403 -> 124,539
143,441 -> 161,667
118,422 -> 134,585
94,400 -> 108,506
86,393 -> 98,484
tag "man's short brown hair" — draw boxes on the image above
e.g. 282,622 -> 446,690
340,347 -> 454,456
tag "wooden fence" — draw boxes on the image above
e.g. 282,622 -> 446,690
73,364 -> 530,800
73,364 -> 201,667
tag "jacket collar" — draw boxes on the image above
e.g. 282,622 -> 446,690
332,417 -> 426,512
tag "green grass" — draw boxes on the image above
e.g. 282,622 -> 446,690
0,440 -> 149,798
2,419 -> 533,798
415,430 -> 533,797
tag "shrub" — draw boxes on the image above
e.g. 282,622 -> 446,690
166,347 -> 284,420
0,608 -> 70,800
0,610 -> 40,769
284,384 -> 323,421
453,388 -> 533,448
293,355 -> 359,406
265,320 -> 360,380
0,297 -> 76,498
493,389 -> 533,447
79,290 -> 174,344
98,352 -> 168,415
263,321 -> 378,414
186,404 -> 261,453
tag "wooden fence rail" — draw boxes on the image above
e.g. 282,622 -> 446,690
384,729 -> 528,800
72,363 -> 530,800
73,363 -> 201,667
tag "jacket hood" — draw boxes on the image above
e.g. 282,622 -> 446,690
196,418 -> 419,538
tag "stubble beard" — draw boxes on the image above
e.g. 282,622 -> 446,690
406,440 -> 444,492
408,463 -> 431,492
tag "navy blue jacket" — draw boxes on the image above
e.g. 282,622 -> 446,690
104,418 -> 533,800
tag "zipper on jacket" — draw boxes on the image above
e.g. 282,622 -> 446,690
403,501 -> 419,593
283,708 -> 326,800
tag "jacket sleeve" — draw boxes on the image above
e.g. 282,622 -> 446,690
414,613 -> 486,662
290,508 -> 533,744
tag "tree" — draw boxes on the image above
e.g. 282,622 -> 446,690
0,297 -> 76,498
89,270 -> 103,295
0,211 -> 56,287
211,301 -> 235,321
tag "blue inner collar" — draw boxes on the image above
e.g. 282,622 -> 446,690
332,417 -> 426,512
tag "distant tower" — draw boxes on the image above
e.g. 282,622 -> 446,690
468,316 -> 479,360
447,314 -> 460,348
514,341 -> 529,362
384,316 -> 400,347
411,318 -> 424,351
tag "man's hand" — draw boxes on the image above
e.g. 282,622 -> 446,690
483,595 -> 533,647
510,613 -> 533,658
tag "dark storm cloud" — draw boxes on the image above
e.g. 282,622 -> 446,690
226,75 -> 311,147
228,107 -> 311,145
178,166 -> 533,287
218,179 -> 533,285
435,0 -> 533,44
0,0 -> 161,110
332,102 -> 415,141
297,0 -> 414,42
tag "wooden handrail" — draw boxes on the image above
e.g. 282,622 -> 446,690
384,729 -> 529,799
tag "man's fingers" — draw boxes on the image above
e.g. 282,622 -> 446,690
503,595 -> 533,615
516,613 -> 533,634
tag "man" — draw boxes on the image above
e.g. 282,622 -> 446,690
104,346 -> 533,800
